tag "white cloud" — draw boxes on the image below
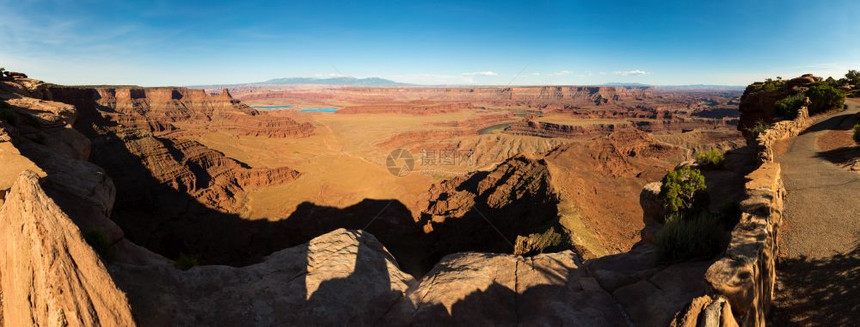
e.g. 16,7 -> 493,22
550,70 -> 572,76
462,71 -> 498,76
529,72 -> 541,76
612,69 -> 649,76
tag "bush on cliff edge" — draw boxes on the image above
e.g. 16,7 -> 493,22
655,165 -> 728,263
694,149 -> 725,170
806,83 -> 846,114
659,165 -> 709,215
774,93 -> 806,120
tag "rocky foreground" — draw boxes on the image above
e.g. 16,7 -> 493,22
1,170 -> 710,326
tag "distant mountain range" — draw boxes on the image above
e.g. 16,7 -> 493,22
259,76 -> 410,86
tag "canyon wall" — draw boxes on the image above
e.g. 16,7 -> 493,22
48,86 -> 314,137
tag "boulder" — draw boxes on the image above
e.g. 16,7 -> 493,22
641,181 -> 665,224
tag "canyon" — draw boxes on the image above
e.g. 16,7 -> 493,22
0,72 -> 759,325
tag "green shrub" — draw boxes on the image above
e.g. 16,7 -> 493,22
83,230 -> 116,263
806,83 -> 846,114
846,69 -> 860,86
656,211 -> 725,263
854,124 -> 860,145
746,121 -> 770,139
174,253 -> 199,270
659,165 -> 709,215
694,149 -> 725,170
774,93 -> 806,119
748,78 -> 786,93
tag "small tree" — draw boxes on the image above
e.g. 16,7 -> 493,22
846,69 -> 860,86
659,165 -> 709,215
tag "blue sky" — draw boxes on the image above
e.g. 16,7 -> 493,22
1,0 -> 858,86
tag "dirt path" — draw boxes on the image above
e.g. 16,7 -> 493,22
771,99 -> 860,326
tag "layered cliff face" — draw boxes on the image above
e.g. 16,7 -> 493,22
419,154 -> 562,256
48,86 -> 314,137
94,128 -> 300,213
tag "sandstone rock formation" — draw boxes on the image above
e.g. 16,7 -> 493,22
0,171 -> 135,327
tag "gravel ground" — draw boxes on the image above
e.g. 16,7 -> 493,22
771,100 -> 860,326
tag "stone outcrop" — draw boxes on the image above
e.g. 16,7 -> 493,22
737,74 -> 818,135
0,171 -> 135,326
640,182 -> 665,224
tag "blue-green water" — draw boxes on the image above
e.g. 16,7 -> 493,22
251,105 -> 338,112
478,122 -> 513,135
252,105 -> 293,110
300,108 -> 339,112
